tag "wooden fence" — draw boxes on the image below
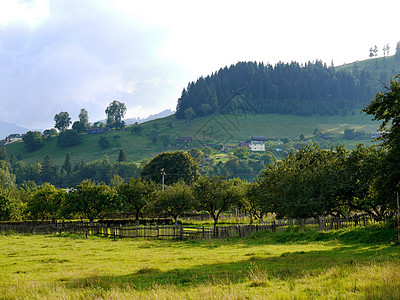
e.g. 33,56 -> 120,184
0,216 -> 383,239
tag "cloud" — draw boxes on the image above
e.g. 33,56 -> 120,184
0,0 -> 183,129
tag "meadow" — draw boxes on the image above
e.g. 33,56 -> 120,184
1,225 -> 399,299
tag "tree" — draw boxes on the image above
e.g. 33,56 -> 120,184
117,178 -> 157,225
54,112 -> 71,132
57,129 -> 81,148
395,42 -> 400,63
22,131 -> 43,152
0,147 -> 8,161
363,74 -> 400,213
41,154 -> 57,183
141,151 -> 200,185
98,136 -> 111,149
105,100 -> 127,129
117,149 -> 127,162
184,107 -> 196,121
79,108 -> 90,131
193,176 -> 241,228
155,181 -> 194,225
42,128 -> 58,139
26,183 -> 65,221
66,180 -> 118,222
61,153 -> 72,175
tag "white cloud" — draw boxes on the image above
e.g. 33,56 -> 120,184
0,0 -> 399,130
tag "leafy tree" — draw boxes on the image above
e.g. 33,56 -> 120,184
22,131 -> 43,152
0,190 -> 22,221
117,149 -> 127,162
141,151 -> 200,185
42,128 -> 58,139
105,100 -> 127,129
26,183 -> 65,221
117,178 -> 157,225
155,181 -> 194,225
184,107 -> 196,120
72,121 -> 85,134
57,129 -> 81,148
193,176 -> 241,228
233,146 -> 250,159
98,136 -> 111,149
79,108 -> 90,131
363,74 -> 400,213
54,111 -> 71,132
66,180 -> 118,222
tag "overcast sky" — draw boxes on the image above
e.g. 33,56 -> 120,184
0,0 -> 399,130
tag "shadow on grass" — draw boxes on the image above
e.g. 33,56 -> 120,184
64,241 -> 400,291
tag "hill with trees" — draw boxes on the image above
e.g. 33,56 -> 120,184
176,52 -> 400,120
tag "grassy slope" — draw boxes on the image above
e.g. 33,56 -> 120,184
0,225 -> 399,299
5,112 -> 380,165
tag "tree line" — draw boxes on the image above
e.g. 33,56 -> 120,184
176,60 -> 376,120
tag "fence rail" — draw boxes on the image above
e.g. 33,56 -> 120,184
0,216 -> 383,239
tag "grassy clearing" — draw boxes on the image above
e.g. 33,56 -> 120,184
5,112 -> 379,165
0,225 -> 399,299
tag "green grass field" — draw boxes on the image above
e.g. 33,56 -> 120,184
5,112 -> 380,166
1,225 -> 399,299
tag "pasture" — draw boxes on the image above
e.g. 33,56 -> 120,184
1,225 -> 399,299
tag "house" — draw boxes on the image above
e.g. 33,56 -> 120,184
88,127 -> 103,134
238,142 -> 250,148
251,136 -> 266,142
6,134 -> 23,142
249,141 -> 265,152
177,137 -> 192,143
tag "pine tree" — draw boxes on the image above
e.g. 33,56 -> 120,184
117,149 -> 127,162
41,154 -> 56,183
61,152 -> 72,175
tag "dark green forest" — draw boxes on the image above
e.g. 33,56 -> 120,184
175,60 -> 387,119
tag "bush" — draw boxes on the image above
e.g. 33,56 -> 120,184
98,136 -> 111,149
57,130 -> 81,148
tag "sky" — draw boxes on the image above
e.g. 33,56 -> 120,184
0,0 -> 399,130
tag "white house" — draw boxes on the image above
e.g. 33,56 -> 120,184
249,141 -> 265,152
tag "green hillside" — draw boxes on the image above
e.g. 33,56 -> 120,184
5,112 -> 380,166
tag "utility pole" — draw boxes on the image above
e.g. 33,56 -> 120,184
161,168 -> 166,191
397,192 -> 400,244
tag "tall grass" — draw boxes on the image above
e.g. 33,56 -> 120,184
1,225 -> 399,299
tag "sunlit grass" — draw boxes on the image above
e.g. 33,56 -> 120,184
0,226 -> 399,299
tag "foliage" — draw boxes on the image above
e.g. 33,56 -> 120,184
26,183 -> 65,221
22,131 -> 43,152
176,61 -> 370,119
105,100 -> 127,129
54,111 -> 71,132
42,128 -> 58,139
57,129 -> 81,148
98,136 -> 111,149
65,180 -> 119,221
155,180 -> 194,225
193,176 -> 242,227
117,178 -> 157,225
141,151 -> 200,185
117,149 -> 127,162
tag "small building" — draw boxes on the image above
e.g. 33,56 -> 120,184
177,137 -> 192,143
249,141 -> 265,152
88,127 -> 103,134
238,142 -> 250,148
6,134 -> 23,142
251,136 -> 266,142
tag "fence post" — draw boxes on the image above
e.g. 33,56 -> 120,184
180,225 -> 183,240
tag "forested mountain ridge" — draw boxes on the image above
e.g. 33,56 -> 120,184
175,59 -> 398,119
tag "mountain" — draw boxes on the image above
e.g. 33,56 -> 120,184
0,121 -> 29,139
125,109 -> 174,125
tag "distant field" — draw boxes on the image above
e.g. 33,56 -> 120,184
5,112 -> 380,165
0,226 -> 399,299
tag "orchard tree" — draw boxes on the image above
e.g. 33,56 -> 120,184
66,180 -> 119,222
155,181 -> 194,225
193,176 -> 242,228
26,183 -> 65,221
117,178 -> 157,225
54,111 -> 71,132
105,100 -> 127,129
